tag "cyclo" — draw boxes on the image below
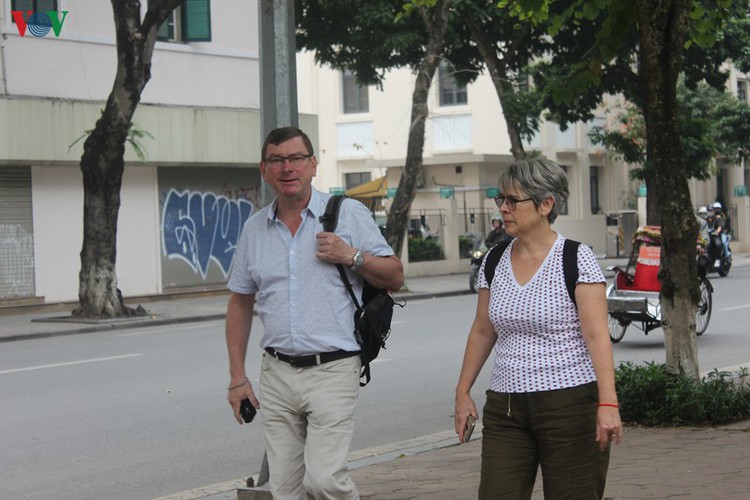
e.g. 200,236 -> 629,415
606,225 -> 713,343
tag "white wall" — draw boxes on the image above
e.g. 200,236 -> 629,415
1,0 -> 259,109
31,165 -> 82,302
31,165 -> 161,302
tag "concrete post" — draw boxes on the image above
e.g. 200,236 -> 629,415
248,1 -> 298,494
259,0 -> 299,208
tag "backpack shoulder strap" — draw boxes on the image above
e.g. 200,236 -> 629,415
562,238 -> 581,307
483,238 -> 580,306
483,239 -> 512,287
320,194 -> 346,233
319,195 -> 361,309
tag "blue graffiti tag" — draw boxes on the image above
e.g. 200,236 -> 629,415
162,189 -> 254,279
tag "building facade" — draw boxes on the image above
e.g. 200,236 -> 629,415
0,0 -> 317,304
299,53 -> 750,277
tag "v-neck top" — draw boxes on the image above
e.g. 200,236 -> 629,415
478,233 -> 605,393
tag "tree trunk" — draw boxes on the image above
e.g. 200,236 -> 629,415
466,17 -> 527,161
386,0 -> 454,257
637,0 -> 700,380
75,0 -> 183,318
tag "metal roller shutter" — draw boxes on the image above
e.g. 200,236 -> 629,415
0,167 -> 36,299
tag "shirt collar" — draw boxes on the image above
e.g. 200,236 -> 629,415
265,187 -> 325,223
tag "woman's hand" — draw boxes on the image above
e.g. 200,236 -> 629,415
595,405 -> 623,450
455,391 -> 478,443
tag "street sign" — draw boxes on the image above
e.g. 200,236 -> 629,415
486,187 -> 499,198
439,187 -> 455,199
387,188 -> 397,199
329,187 -> 345,195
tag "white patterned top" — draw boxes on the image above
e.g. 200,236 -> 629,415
478,233 -> 605,393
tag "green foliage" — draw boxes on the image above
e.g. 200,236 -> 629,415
615,362 -> 750,426
459,235 -> 475,258
408,237 -> 445,262
69,111 -> 154,161
589,82 -> 750,180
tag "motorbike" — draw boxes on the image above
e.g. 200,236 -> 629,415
699,231 -> 732,277
469,246 -> 487,293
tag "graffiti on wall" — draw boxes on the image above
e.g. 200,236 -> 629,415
0,224 -> 35,298
161,189 -> 254,279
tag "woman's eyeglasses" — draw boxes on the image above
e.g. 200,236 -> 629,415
263,154 -> 312,168
494,194 -> 534,210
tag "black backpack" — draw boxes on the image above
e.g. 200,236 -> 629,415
483,238 -> 581,306
320,195 -> 403,386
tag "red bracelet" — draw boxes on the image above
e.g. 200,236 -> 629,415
598,403 -> 619,408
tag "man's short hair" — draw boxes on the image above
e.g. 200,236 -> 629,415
262,127 -> 314,160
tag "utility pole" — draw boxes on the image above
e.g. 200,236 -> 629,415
258,0 -> 298,208
248,1 -> 298,493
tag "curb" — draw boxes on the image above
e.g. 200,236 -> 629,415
0,290 -> 474,344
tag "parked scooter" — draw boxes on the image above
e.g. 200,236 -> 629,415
699,231 -> 732,278
469,246 -> 487,293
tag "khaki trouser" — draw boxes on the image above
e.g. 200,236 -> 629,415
259,352 -> 361,500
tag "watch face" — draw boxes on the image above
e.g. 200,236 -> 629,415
353,250 -> 364,268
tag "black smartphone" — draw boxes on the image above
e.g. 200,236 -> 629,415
240,398 -> 256,423
462,414 -> 476,443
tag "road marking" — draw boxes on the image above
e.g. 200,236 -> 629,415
719,304 -> 750,312
115,323 -> 216,337
0,354 -> 143,375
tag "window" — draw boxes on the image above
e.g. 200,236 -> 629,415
342,70 -> 369,114
590,166 -> 601,214
438,60 -> 467,106
11,0 -> 57,21
738,80 -> 748,103
558,165 -> 570,216
158,0 -> 211,42
345,172 -> 371,190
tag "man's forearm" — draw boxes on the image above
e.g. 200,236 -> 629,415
225,293 -> 255,382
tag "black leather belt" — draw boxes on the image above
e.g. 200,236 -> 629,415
265,347 -> 360,368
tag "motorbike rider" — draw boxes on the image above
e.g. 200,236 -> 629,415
484,215 -> 510,248
697,206 -> 710,244
711,201 -> 731,259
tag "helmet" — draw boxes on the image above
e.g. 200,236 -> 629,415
698,206 -> 707,215
712,202 -> 722,210
491,215 -> 503,222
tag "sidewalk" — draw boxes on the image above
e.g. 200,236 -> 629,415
3,259 -> 750,500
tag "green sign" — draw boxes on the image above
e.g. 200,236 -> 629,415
329,187 -> 345,195
387,188 -> 397,199
638,184 -> 647,197
439,187 -> 455,199
734,185 -> 748,197
486,187 -> 499,198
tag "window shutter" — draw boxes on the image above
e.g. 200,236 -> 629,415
182,0 -> 211,42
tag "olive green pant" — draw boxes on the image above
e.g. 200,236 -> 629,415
479,382 -> 610,499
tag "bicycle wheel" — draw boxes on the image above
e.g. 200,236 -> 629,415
695,278 -> 712,335
608,314 -> 628,343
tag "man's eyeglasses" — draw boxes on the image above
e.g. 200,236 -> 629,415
494,194 -> 534,210
263,154 -> 312,168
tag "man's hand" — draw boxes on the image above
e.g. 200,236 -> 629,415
316,231 -> 355,266
227,378 -> 260,425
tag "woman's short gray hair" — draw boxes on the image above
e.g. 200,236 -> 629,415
498,158 -> 569,224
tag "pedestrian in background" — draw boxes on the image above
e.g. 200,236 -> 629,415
455,158 -> 622,499
225,127 -> 403,499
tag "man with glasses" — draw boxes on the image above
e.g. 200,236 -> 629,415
225,127 -> 403,499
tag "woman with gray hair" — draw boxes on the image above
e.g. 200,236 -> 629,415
455,158 -> 622,499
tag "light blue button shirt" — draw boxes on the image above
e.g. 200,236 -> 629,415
227,188 -> 394,355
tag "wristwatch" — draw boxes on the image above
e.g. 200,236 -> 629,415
350,249 -> 365,271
